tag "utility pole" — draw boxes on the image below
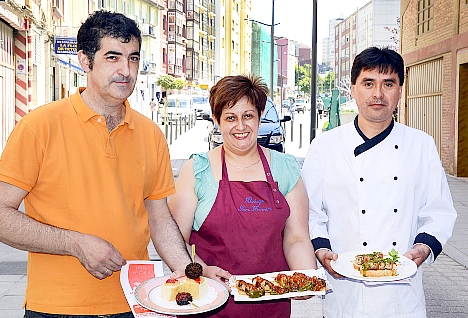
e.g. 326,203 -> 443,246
310,0 -> 317,142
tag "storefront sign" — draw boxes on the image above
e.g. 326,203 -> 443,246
55,37 -> 77,55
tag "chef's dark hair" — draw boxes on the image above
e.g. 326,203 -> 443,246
77,10 -> 141,70
209,75 -> 268,123
351,47 -> 404,86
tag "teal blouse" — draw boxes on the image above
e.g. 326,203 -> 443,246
190,150 -> 301,230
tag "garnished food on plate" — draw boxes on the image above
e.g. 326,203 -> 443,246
235,272 -> 326,299
160,262 -> 208,302
352,249 -> 400,277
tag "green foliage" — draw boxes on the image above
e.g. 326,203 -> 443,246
156,75 -> 175,91
324,72 -> 335,92
295,64 -> 312,95
173,78 -> 186,90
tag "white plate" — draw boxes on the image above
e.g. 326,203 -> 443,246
230,269 -> 328,302
134,276 -> 229,315
330,251 -> 417,282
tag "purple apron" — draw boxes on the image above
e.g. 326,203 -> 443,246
189,144 -> 291,317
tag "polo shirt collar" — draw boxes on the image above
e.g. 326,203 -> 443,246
71,87 -> 134,129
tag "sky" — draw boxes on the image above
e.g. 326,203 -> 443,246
251,0 -> 371,63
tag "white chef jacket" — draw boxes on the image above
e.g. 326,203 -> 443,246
302,120 -> 457,318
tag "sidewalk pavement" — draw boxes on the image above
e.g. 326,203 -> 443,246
1,114 -> 468,317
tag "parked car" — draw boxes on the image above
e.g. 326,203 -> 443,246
205,98 -> 291,152
293,99 -> 309,113
163,95 -> 196,120
192,95 -> 211,119
282,99 -> 292,108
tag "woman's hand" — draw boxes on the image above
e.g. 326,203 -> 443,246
203,265 -> 232,291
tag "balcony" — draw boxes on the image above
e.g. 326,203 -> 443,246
142,23 -> 156,38
141,60 -> 157,73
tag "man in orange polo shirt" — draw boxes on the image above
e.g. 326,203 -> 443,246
0,11 -> 191,317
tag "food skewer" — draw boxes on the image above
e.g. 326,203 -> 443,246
191,244 -> 195,263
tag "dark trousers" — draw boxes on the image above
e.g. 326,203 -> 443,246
24,310 -> 134,318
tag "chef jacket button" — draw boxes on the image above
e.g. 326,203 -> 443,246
267,173 -> 271,176
394,208 -> 398,213
395,145 -> 399,149
362,210 -> 366,214
359,177 -> 364,182
275,200 -> 280,204
273,189 -> 277,192
393,242 -> 397,246
363,242 -> 367,246
97,118 -> 102,122
394,176 -> 398,180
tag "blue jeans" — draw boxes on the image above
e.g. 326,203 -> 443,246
24,310 -> 134,318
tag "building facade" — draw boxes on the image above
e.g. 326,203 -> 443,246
400,0 -> 468,177
334,0 -> 400,93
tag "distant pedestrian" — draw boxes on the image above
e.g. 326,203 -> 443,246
0,10 -> 191,317
150,98 -> 156,120
317,98 -> 324,119
302,46 -> 457,317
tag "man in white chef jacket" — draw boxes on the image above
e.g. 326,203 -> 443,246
302,47 -> 457,318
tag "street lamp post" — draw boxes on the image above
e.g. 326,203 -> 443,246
270,0 -> 275,100
310,0 -> 318,142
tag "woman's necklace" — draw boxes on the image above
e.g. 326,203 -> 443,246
226,157 -> 261,170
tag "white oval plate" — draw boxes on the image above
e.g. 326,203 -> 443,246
330,251 -> 417,282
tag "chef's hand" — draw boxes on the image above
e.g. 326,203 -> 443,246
404,244 -> 431,267
73,233 -> 126,280
316,249 -> 343,279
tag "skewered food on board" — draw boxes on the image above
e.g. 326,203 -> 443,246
235,272 -> 326,299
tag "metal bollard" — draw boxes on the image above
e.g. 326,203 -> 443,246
175,118 -> 178,140
290,120 -> 294,142
169,115 -> 173,144
165,122 -> 169,144
299,124 -> 302,149
184,115 -> 187,132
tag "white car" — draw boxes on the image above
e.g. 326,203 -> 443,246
165,95 -> 195,117
192,95 -> 211,119
294,99 -> 309,113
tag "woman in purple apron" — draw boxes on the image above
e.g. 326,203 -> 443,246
169,75 -> 317,317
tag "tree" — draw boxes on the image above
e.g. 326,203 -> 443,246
324,72 -> 335,93
384,17 -> 400,52
295,64 -> 312,95
173,78 -> 186,91
156,75 -> 175,91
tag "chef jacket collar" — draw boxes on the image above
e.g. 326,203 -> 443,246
354,115 -> 394,157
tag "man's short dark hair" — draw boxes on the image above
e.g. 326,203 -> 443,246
351,47 -> 404,86
77,10 -> 141,69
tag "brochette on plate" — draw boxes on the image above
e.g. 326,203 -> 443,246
230,268 -> 329,302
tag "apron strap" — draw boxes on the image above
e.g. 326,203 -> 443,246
257,144 -> 283,207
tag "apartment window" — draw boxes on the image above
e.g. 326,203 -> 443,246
417,0 -> 434,35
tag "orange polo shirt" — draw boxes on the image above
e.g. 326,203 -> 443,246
0,88 -> 175,314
